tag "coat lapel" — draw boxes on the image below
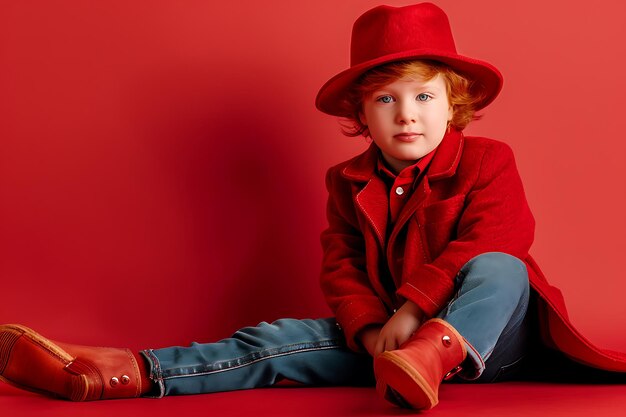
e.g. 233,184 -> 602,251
426,128 -> 465,182
354,177 -> 388,247
342,145 -> 388,248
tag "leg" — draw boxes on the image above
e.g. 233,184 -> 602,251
439,252 -> 530,380
374,252 -> 530,409
143,318 -> 374,397
0,318 -> 373,401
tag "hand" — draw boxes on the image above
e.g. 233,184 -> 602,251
356,325 -> 382,357
374,301 -> 424,356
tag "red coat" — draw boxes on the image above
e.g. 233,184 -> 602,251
320,128 -> 626,372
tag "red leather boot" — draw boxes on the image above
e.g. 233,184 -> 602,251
0,324 -> 152,401
374,318 -> 467,410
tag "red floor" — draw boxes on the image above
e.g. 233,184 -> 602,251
2,381 -> 626,417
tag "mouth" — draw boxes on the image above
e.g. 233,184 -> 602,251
393,133 -> 422,142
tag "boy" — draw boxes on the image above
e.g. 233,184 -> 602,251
1,2 -> 625,410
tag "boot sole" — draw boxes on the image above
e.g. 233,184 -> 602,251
0,324 -> 89,401
375,351 -> 438,409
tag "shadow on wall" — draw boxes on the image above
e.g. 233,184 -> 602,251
123,59 -> 332,343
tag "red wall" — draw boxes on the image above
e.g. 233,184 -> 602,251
1,1 -> 625,352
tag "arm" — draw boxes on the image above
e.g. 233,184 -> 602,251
320,167 -> 389,352
397,141 -> 535,317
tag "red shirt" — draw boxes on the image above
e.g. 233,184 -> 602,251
376,150 -> 436,225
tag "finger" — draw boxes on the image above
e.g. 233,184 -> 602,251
388,338 -> 398,352
382,335 -> 397,353
396,332 -> 410,348
375,337 -> 385,357
384,336 -> 392,352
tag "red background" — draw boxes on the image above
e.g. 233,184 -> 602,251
1,0 -> 625,356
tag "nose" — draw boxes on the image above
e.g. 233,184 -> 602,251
395,100 -> 417,125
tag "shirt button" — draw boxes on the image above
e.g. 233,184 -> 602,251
395,186 -> 404,196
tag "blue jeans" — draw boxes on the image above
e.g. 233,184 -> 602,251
142,252 -> 530,397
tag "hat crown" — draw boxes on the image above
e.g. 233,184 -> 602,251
350,3 -> 457,66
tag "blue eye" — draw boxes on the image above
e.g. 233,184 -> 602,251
417,93 -> 431,102
377,95 -> 394,103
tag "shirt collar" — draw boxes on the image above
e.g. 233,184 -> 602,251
376,148 -> 436,182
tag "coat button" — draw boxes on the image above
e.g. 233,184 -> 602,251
442,335 -> 452,347
395,186 -> 404,196
121,375 -> 130,385
110,377 -> 119,387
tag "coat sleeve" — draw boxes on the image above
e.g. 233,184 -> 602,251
319,167 -> 389,351
397,141 -> 535,317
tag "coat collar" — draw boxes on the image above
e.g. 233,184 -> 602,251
341,128 -> 464,182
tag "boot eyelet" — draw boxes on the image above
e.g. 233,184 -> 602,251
121,375 -> 130,385
110,377 -> 119,387
442,335 -> 452,347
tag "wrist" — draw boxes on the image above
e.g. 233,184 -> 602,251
357,324 -> 382,340
356,325 -> 382,351
402,300 -> 425,321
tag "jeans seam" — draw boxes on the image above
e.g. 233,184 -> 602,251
490,354 -> 528,382
162,339 -> 344,380
142,349 -> 166,398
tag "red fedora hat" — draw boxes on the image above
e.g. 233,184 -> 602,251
315,3 -> 503,117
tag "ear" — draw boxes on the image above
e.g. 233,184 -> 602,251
447,105 -> 454,122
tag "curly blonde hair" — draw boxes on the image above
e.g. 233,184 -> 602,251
339,60 -> 487,137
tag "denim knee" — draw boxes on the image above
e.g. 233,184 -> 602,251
458,252 -> 529,304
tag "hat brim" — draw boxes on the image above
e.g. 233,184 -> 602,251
315,49 -> 503,117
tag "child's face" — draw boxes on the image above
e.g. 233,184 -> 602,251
360,74 -> 452,173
